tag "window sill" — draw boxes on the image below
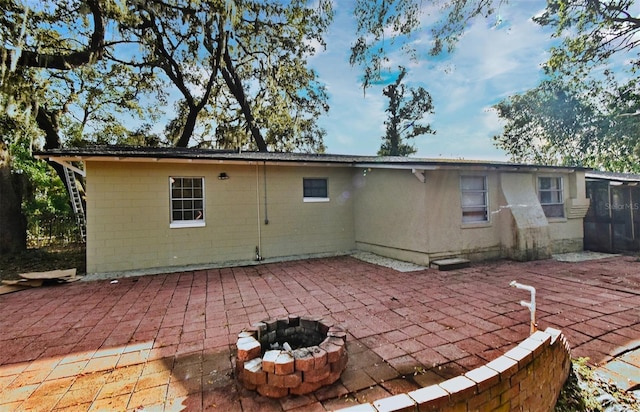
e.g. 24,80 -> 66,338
546,217 -> 567,223
461,221 -> 492,229
170,221 -> 206,229
303,197 -> 330,203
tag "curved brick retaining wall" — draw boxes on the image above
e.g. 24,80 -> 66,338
339,327 -> 571,412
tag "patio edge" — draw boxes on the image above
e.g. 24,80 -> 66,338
337,327 -> 571,412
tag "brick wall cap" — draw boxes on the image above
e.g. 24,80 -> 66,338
486,355 -> 518,374
373,393 -> 416,412
519,336 -> 548,354
504,346 -> 533,364
543,327 -> 562,344
335,403 -> 377,412
465,365 -> 499,384
439,375 -> 476,395
529,330 -> 553,343
408,384 -> 449,403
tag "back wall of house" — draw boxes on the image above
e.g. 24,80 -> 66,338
85,161 -> 356,274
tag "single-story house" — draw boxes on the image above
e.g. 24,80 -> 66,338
584,170 -> 640,253
36,146 -> 590,275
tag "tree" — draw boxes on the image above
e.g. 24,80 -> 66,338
535,0 -> 640,79
351,0 -> 640,171
0,0 -> 333,252
350,0 -> 500,89
116,0 -> 332,151
0,0 -> 159,251
350,1 -> 640,87
378,67 -> 434,156
493,77 -> 640,172
492,0 -> 640,171
0,115 -> 27,253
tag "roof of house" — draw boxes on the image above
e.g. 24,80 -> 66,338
35,145 -> 586,172
586,170 -> 640,183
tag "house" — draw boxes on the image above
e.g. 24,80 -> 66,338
36,146 -> 591,275
584,170 -> 640,253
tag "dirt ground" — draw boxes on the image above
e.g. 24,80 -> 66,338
0,243 -> 85,281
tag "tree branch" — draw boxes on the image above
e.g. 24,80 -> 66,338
5,0 -> 105,70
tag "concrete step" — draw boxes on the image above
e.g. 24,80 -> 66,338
430,258 -> 470,271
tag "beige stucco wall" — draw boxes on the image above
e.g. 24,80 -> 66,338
86,161 -> 355,274
353,169 -> 508,265
354,168 -> 586,265
84,160 -> 587,274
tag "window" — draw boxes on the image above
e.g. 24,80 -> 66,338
538,177 -> 564,218
461,176 -> 488,223
303,178 -> 329,202
170,177 -> 205,228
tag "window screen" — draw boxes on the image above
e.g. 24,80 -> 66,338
461,176 -> 488,223
303,178 -> 328,199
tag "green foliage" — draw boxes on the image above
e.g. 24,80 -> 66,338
350,0 -> 499,89
494,77 -> 640,172
379,67 -> 434,156
555,357 -> 639,411
113,0 -> 333,151
534,0 -> 640,79
9,130 -> 76,243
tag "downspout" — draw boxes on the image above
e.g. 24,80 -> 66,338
263,161 -> 269,225
256,164 -> 262,261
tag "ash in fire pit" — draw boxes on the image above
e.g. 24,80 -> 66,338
236,315 -> 348,398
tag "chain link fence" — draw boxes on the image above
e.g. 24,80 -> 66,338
27,215 -> 82,247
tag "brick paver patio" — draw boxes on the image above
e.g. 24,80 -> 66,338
0,255 -> 639,411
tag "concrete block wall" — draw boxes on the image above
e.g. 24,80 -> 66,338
338,327 -> 571,412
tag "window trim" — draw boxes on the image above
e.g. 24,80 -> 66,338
303,177 -> 330,202
538,176 -> 565,219
169,176 -> 206,228
460,175 -> 489,224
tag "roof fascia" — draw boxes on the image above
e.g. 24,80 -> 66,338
36,152 -> 580,173
38,154 -> 351,168
355,162 -> 576,173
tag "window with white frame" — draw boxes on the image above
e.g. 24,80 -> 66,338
303,178 -> 329,202
461,176 -> 488,223
538,176 -> 564,218
170,177 -> 205,227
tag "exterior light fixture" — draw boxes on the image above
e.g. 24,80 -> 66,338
218,172 -> 229,180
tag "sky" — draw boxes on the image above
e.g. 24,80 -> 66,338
310,1 -> 552,160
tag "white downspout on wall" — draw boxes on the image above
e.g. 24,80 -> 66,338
256,163 -> 263,261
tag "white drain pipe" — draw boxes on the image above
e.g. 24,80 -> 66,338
510,280 -> 537,334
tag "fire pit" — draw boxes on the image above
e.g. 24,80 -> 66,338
235,315 -> 348,398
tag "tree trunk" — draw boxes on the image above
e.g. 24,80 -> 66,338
0,140 -> 27,254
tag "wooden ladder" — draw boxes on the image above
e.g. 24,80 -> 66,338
63,166 -> 86,242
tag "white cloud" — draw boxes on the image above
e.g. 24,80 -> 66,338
314,1 -> 554,159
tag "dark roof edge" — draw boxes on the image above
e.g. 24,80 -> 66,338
586,170 -> 640,182
34,145 -> 589,171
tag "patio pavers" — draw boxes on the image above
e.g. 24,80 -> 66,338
0,255 -> 638,411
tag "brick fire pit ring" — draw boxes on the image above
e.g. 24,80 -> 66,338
235,315 -> 348,398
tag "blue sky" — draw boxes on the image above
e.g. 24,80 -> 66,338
310,1 -> 552,160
